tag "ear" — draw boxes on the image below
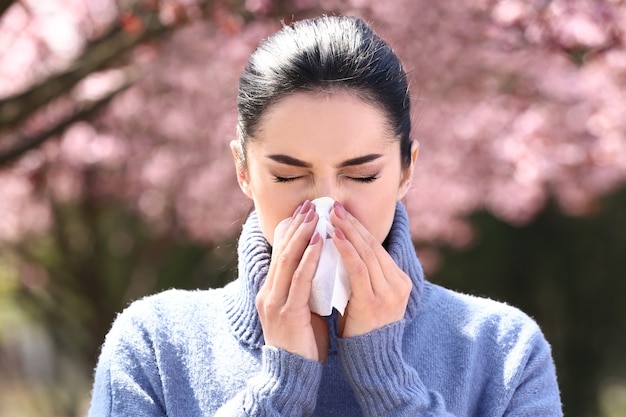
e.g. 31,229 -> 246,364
397,140 -> 419,200
230,140 -> 253,199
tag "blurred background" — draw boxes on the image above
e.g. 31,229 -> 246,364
0,0 -> 625,416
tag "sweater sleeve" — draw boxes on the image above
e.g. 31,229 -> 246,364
337,320 -> 455,417
500,329 -> 563,416
337,318 -> 562,417
88,298 -> 324,417
88,302 -> 167,417
215,346 -> 323,417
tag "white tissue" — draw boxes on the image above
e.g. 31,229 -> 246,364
308,197 -> 351,316
272,197 -> 351,316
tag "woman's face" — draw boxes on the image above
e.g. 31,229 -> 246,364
232,91 -> 417,246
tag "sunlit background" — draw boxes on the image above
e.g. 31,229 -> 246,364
1,0 -> 625,416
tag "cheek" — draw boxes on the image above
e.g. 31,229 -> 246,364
256,199 -> 301,246
344,200 -> 396,243
246,176 -> 297,244
260,217 -> 277,246
343,180 -> 401,242
258,211 -> 287,247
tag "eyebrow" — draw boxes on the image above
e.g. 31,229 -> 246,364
337,154 -> 383,168
266,153 -> 383,168
267,154 -> 311,168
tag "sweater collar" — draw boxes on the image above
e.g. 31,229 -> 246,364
224,202 -> 424,349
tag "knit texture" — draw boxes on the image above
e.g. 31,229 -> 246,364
88,203 -> 562,416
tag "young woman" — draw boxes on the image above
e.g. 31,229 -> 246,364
88,16 -> 562,416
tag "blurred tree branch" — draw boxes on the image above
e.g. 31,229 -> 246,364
0,70 -> 138,165
0,1 -> 208,167
0,0 -> 321,167
0,23 -> 157,128
0,0 -> 14,19
0,9 -> 169,157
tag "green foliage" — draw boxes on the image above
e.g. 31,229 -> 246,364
427,186 -> 626,417
0,253 -> 26,341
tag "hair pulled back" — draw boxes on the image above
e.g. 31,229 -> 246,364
237,16 -> 412,168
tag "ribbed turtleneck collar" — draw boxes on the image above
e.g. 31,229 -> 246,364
223,202 -> 424,349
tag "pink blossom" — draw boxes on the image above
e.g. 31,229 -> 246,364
1,0 -> 625,249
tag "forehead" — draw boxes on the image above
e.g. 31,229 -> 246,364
250,91 -> 397,156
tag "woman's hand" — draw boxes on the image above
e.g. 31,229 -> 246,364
256,200 -> 330,362
330,201 -> 412,338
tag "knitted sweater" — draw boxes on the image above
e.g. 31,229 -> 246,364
88,203 -> 562,416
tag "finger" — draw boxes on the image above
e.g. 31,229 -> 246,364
272,200 -> 312,252
272,217 -> 292,249
332,203 -> 411,294
285,231 -> 323,309
269,207 -> 319,297
337,212 -> 411,295
337,211 -> 405,288
331,226 -> 375,298
265,200 -> 312,288
330,204 -> 388,292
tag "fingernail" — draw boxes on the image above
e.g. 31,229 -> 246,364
310,232 -> 321,245
299,200 -> 312,215
304,209 -> 316,223
333,201 -> 346,220
333,227 -> 346,240
292,204 -> 302,218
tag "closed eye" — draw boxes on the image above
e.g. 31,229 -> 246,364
349,175 -> 379,183
273,176 -> 302,183
273,175 -> 380,183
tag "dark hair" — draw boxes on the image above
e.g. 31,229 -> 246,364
236,15 -> 412,168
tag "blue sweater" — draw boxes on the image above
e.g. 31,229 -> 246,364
88,203 -> 562,416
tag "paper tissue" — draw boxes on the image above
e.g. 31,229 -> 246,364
273,197 -> 351,316
308,197 -> 351,316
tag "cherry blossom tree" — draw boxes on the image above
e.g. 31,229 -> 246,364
1,0 -> 625,251
0,0 -> 625,415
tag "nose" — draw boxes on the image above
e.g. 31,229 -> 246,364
309,176 -> 341,203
